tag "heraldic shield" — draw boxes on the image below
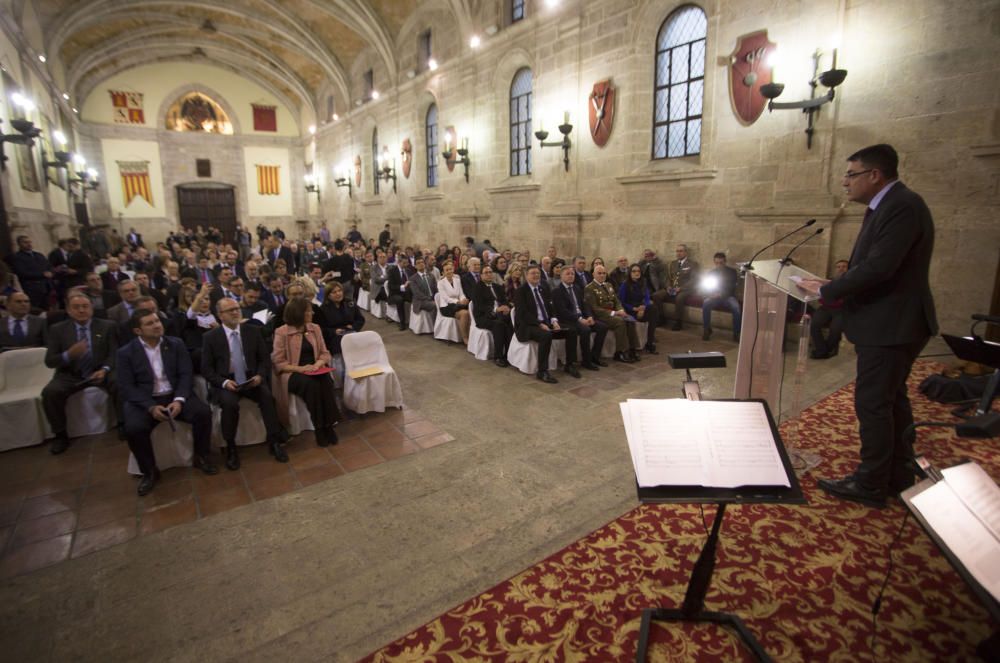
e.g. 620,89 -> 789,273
589,79 -> 615,147
729,30 -> 777,126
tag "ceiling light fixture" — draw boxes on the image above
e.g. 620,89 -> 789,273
469,35 -> 481,49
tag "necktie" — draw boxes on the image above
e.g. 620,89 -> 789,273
401,268 -> 408,284
533,287 -> 548,322
77,324 -> 92,376
229,331 -> 248,384
567,285 -> 580,315
12,319 -> 25,341
473,273 -> 479,283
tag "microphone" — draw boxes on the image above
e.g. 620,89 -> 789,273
744,219 -> 816,271
779,228 -> 824,265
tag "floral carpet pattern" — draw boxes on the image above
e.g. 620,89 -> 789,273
362,363 -> 998,662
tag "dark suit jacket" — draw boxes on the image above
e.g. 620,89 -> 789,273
387,264 -> 409,299
460,272 -> 480,301
201,323 -> 271,391
118,335 -> 193,410
101,271 -> 130,291
318,301 -> 365,354
822,182 -> 938,346
551,281 -> 592,324
266,246 -> 294,269
66,251 -> 94,289
0,314 -> 46,349
45,317 -> 118,376
117,312 -> 177,347
513,282 -> 556,342
471,281 -> 508,329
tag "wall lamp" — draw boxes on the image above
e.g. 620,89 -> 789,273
334,166 -> 353,198
759,49 -> 847,149
534,111 -> 573,171
304,172 -> 321,202
441,132 -> 470,183
376,146 -> 397,193
0,118 -> 41,170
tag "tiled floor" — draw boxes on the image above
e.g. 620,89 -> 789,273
0,408 -> 451,579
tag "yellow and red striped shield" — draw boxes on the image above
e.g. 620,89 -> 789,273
118,161 -> 152,207
256,164 -> 280,195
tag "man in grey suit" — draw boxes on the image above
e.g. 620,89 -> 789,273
408,255 -> 438,317
0,292 -> 46,348
800,144 -> 938,509
105,279 -> 143,324
42,291 -> 119,454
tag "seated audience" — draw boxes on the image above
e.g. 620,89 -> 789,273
42,291 -> 119,454
472,265 -> 513,368
551,265 -> 607,370
181,283 -> 218,371
408,255 -> 438,320
271,298 -> 341,446
618,263 -> 660,353
319,282 -> 365,354
437,260 -> 470,344
106,279 -> 142,324
584,265 -> 640,363
82,271 -> 119,317
240,283 -> 268,321
608,256 -> 631,290
700,252 -> 742,342
504,262 -> 524,304
1,291 -> 46,349
386,251 -> 412,330
666,243 -> 700,331
810,259 -> 849,359
101,256 -> 130,290
119,309 -> 218,495
202,299 -> 289,468
513,264 -> 580,383
460,257 -> 482,301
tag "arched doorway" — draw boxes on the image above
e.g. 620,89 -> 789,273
176,183 -> 237,244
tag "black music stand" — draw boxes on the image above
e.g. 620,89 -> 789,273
633,399 -> 806,663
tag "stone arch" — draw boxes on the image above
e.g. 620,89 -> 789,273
155,83 -> 243,134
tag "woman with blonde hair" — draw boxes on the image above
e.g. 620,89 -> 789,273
271,298 -> 340,446
504,261 -> 524,304
437,259 -> 470,344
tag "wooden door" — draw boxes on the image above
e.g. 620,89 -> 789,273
176,186 -> 237,244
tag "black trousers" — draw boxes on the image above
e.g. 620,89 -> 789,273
567,318 -> 608,364
810,307 -> 845,355
213,384 -> 286,446
288,373 -> 340,430
124,394 -> 212,477
42,372 -> 119,438
521,325 -> 578,370
388,293 -> 409,325
634,306 -> 660,345
853,337 -> 928,491
481,315 -> 513,358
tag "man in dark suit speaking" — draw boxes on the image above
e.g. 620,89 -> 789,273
201,299 -> 288,469
800,144 -> 937,509
118,309 -> 218,495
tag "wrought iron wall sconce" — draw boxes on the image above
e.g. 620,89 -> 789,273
304,172 -> 321,202
69,167 -> 99,200
759,49 -> 847,149
0,117 -> 41,170
534,112 -> 573,171
442,135 -> 470,183
334,176 -> 353,197
42,148 -> 72,185
376,146 -> 397,193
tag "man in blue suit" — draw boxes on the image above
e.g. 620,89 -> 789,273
118,309 -> 218,495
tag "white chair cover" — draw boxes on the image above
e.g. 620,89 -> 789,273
0,348 -> 49,451
409,304 -> 434,335
601,320 -> 648,357
466,301 -> 493,360
127,421 -> 194,475
369,299 -> 387,319
287,393 -> 316,435
433,291 -> 462,343
357,288 -> 370,311
211,399 -> 268,447
193,375 -> 209,402
341,331 -> 404,414
506,308 -> 558,375
384,283 -> 400,323
66,387 -> 116,438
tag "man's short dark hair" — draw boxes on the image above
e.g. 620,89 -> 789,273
308,262 -> 322,272
333,239 -> 345,251
133,296 -> 155,309
465,236 -> 474,245
130,308 -> 157,332
847,144 -> 899,180
245,282 -> 262,293
714,252 -> 726,260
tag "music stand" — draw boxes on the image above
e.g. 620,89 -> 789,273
634,399 -> 806,663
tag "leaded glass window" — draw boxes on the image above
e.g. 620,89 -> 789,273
372,127 -> 380,194
426,104 -> 439,188
510,67 -> 532,176
653,5 -> 706,159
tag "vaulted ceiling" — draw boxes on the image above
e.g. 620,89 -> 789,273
26,0 -> 483,121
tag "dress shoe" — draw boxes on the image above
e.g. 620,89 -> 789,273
495,358 -> 510,368
889,473 -> 916,493
398,324 -> 407,331
325,426 -> 339,445
117,424 -> 127,441
581,362 -> 600,371
315,429 -> 330,447
536,370 -> 558,384
193,454 -> 219,476
614,351 -> 636,364
826,347 -> 839,358
817,476 -> 886,509
269,442 -> 289,462
49,436 -> 70,455
810,349 -> 829,360
645,343 -> 659,355
225,445 -> 240,471
702,328 -> 712,341
137,471 -> 159,496
630,350 -> 642,362
592,356 -> 609,367
564,363 -> 581,378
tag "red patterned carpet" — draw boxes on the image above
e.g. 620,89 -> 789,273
361,362 -> 998,662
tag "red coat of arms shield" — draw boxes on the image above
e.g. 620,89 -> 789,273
401,138 -> 412,179
729,30 -> 777,126
588,79 -> 615,147
354,155 -> 362,187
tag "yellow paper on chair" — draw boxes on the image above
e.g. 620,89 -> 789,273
348,366 -> 384,379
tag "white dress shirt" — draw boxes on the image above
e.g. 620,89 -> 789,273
140,337 -> 180,400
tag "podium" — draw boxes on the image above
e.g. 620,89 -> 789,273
734,259 -> 822,415
626,399 -> 806,662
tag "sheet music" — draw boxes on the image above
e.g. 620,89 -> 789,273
911,475 -> 1000,603
252,309 -> 273,325
941,463 -> 1000,543
620,399 -> 791,489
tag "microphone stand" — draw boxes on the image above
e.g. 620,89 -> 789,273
743,219 -> 816,271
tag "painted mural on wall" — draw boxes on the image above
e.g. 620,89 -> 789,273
110,90 -> 145,124
118,160 -> 153,207
166,92 -> 233,134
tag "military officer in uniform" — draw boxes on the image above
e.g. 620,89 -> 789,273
584,265 -> 640,363
666,243 -> 700,330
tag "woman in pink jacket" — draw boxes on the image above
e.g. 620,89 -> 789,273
271,298 -> 340,445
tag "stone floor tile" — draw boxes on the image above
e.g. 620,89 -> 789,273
339,450 -> 385,473
294,463 -> 345,487
198,486 -> 253,517
0,534 -> 72,579
247,473 -> 298,501
9,511 -> 78,549
139,500 -> 198,535
71,517 -> 137,559
18,490 -> 82,521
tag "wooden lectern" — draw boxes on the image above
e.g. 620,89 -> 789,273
734,259 -> 822,414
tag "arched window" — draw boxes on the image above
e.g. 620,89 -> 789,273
510,67 -> 532,176
653,5 -> 706,159
372,127 -> 380,194
426,104 -> 439,188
